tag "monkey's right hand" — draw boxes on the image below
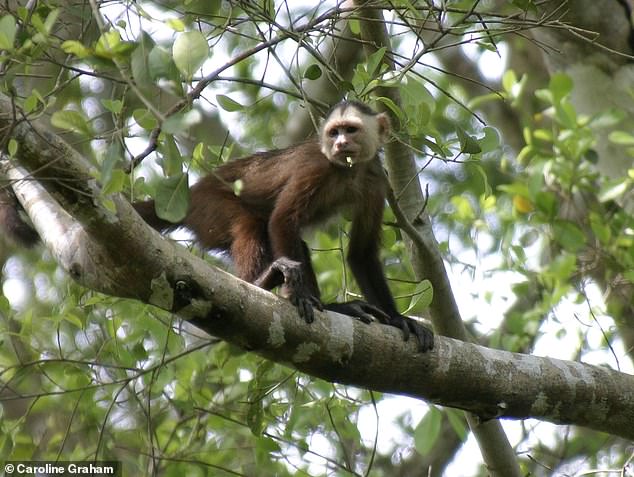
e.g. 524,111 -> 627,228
275,259 -> 323,324
288,289 -> 323,324
254,257 -> 323,324
278,262 -> 323,324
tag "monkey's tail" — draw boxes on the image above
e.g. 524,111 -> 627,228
0,187 -> 40,247
0,188 -> 180,247
133,200 -> 180,233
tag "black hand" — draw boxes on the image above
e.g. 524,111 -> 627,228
260,257 -> 322,324
388,314 -> 434,352
324,300 -> 390,324
288,290 -> 323,324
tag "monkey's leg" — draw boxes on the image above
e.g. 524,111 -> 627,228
232,219 -> 321,323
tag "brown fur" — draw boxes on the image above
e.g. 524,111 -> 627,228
136,141 -> 387,291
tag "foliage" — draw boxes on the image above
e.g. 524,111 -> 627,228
0,1 -> 632,476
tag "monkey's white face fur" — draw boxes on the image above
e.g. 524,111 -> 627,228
320,104 -> 390,167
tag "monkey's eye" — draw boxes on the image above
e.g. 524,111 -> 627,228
345,126 -> 358,134
328,128 -> 338,137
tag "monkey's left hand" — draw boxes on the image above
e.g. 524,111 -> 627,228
325,302 -> 433,352
324,300 -> 389,324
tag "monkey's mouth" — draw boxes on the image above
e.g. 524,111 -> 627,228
333,151 -> 359,167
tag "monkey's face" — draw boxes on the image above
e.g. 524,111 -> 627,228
320,106 -> 389,167
326,124 -> 364,166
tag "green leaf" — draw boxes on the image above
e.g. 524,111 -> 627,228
101,170 -> 126,195
7,138 -> 17,157
155,172 -> 190,223
93,30 -> 136,59
404,279 -> 433,314
173,30 -> 208,80
130,32 -> 155,89
375,96 -> 405,124
552,220 -> 586,253
43,9 -> 60,35
456,127 -> 482,154
414,407 -> 442,456
304,64 -> 322,80
348,18 -> 360,35
554,101 -> 577,129
403,77 -> 435,108
159,134 -> 183,176
94,30 -> 121,58
0,15 -> 17,50
535,191 -> 558,218
101,98 -> 123,114
100,142 -> 124,191
166,18 -> 186,32
549,72 -> 573,103
366,46 -> 386,76
445,408 -> 469,440
597,177 -> 630,203
148,45 -> 178,81
590,108 -> 625,129
451,195 -> 475,221
216,94 -> 244,112
133,108 -> 158,130
473,164 -> 492,196
23,90 -> 41,114
62,313 -> 83,329
502,69 -> 518,94
162,109 -> 203,135
50,110 -> 93,137
608,130 -> 634,146
61,40 -> 91,59
480,126 -> 500,153
247,398 -> 265,436
589,212 -> 611,245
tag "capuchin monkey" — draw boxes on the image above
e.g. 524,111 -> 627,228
135,100 -> 433,351
0,100 -> 434,352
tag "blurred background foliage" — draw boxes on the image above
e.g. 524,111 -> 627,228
0,1 -> 633,476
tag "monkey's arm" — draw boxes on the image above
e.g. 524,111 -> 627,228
347,191 -> 434,352
262,171 -> 407,329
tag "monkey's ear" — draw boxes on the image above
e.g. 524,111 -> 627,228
376,113 -> 391,144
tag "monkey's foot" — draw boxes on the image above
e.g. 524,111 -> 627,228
388,315 -> 434,352
324,300 -> 390,324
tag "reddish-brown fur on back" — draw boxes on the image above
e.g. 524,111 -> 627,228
134,140 -> 387,283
